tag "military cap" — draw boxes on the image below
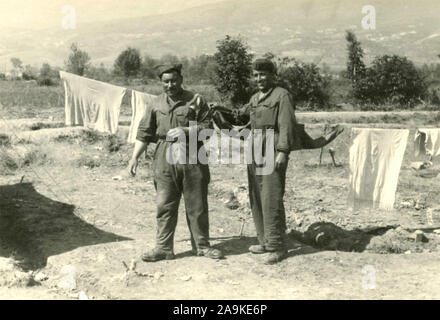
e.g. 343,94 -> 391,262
155,64 -> 183,78
252,58 -> 276,74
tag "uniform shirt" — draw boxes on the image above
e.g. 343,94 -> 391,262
237,86 -> 300,153
136,89 -> 211,144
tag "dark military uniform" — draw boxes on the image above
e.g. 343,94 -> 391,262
237,86 -> 298,251
136,90 -> 212,254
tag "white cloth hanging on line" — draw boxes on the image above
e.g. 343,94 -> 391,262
127,90 -> 157,143
60,71 -> 127,134
349,128 -> 409,210
414,128 -> 440,159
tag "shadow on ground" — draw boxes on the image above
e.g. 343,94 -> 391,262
0,182 -> 131,270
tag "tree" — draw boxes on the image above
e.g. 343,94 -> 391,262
85,63 -> 112,83
140,54 -> 158,79
22,64 -> 38,80
159,54 -> 180,66
277,57 -> 331,109
38,63 -> 57,86
10,57 -> 23,78
114,47 -> 141,78
213,35 -> 253,106
10,57 -> 23,70
345,30 -> 366,83
65,43 -> 91,76
354,55 -> 427,107
185,55 -> 216,85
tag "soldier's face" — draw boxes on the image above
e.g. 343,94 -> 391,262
161,72 -> 183,97
253,70 -> 274,92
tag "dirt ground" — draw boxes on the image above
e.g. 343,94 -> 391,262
1,113 -> 440,300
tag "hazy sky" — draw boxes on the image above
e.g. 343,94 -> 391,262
0,0 -> 227,30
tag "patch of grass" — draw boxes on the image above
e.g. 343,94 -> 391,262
426,112 -> 440,125
104,134 -> 123,153
0,134 -> 11,147
0,146 -> 49,173
21,149 -> 48,166
77,155 -> 100,169
80,130 -> 103,144
52,134 -> 78,143
0,80 -> 64,119
0,149 -> 18,174
29,122 -> 64,131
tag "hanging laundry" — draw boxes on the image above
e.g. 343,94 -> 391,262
127,90 -> 157,143
349,128 -> 409,210
414,128 -> 440,159
60,71 -> 127,134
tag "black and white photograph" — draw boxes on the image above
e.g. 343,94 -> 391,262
0,0 -> 440,302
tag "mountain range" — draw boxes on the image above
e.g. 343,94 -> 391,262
0,0 -> 439,71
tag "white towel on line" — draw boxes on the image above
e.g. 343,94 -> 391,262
414,128 -> 440,158
60,71 -> 127,134
349,128 -> 409,210
127,90 -> 157,143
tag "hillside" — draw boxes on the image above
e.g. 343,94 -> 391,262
0,0 -> 439,70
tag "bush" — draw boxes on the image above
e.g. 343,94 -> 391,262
22,72 -> 36,81
37,78 -> 55,86
38,63 -> 58,86
353,55 -> 427,107
22,65 -> 38,80
276,57 -> 331,109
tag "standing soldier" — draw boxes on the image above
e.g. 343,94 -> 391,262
128,64 -> 223,262
234,58 -> 300,264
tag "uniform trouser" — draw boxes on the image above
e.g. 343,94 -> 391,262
247,160 -> 287,251
153,141 -> 210,253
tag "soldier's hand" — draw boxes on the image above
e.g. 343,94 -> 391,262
275,152 -> 288,171
167,127 -> 188,139
128,158 -> 138,177
208,102 -> 220,109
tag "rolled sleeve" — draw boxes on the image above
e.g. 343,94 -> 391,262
136,106 -> 157,143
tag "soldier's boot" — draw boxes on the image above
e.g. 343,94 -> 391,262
141,247 -> 175,262
248,244 -> 266,254
263,249 -> 288,265
197,247 -> 224,259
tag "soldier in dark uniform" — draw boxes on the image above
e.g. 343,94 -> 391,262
235,58 -> 303,264
207,58 -> 343,264
127,64 -> 223,262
